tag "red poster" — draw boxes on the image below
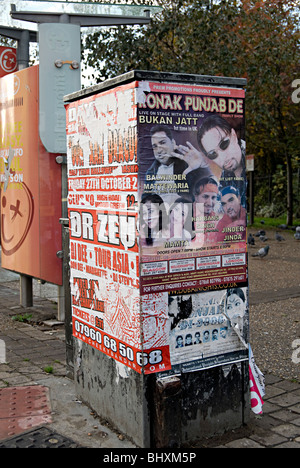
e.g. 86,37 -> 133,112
0,47 -> 17,78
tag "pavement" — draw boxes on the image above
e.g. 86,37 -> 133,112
0,271 -> 136,449
0,266 -> 299,449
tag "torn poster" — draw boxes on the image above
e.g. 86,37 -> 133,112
249,344 -> 265,414
65,73 -> 249,374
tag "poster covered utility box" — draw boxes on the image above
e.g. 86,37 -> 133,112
65,71 -> 249,376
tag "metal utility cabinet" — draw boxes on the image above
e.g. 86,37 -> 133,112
64,70 -> 249,448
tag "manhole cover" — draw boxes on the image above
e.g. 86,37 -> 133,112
0,426 -> 81,448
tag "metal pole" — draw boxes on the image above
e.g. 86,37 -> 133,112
249,171 -> 254,225
57,156 -> 68,323
17,29 -> 33,306
20,275 -> 33,307
17,29 -> 30,70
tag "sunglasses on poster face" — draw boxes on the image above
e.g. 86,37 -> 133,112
205,136 -> 231,160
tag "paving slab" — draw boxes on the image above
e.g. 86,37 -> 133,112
268,393 -> 300,408
250,432 -> 288,447
224,438 -> 264,448
271,423 -> 300,439
0,243 -> 300,448
274,441 -> 300,448
0,386 -> 52,440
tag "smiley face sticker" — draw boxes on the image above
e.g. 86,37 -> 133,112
0,48 -> 17,77
1,183 -> 34,256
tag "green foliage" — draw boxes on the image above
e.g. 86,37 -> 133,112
12,313 -> 33,323
83,0 -> 243,80
249,215 -> 300,229
255,165 -> 300,219
83,1 -> 300,223
0,37 -> 17,47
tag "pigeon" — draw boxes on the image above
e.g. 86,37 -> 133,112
296,226 -> 300,233
295,232 -> 300,241
275,231 -> 285,242
254,230 -> 266,237
248,233 -> 255,246
259,235 -> 268,242
252,245 -> 270,258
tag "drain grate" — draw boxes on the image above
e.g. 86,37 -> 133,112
0,426 -> 81,448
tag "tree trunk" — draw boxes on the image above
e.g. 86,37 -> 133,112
286,152 -> 293,226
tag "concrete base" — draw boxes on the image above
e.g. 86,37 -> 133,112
179,362 -> 250,444
74,339 -> 152,448
74,338 -> 250,448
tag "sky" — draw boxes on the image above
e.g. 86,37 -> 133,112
0,0 -> 158,87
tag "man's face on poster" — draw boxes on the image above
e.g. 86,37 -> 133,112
176,336 -> 183,347
195,191 -> 217,216
185,335 -> 192,345
221,193 -> 241,220
201,127 -> 242,173
151,131 -> 176,166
